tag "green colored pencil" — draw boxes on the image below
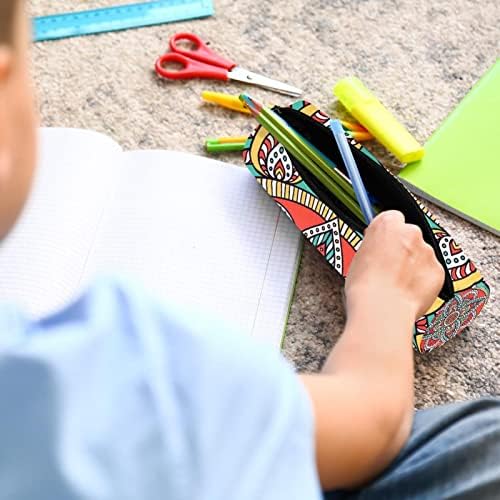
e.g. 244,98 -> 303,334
239,94 -> 365,223
259,108 -> 368,211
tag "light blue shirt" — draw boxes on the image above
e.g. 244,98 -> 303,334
0,278 -> 321,500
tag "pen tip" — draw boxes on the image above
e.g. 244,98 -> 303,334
239,94 -> 262,115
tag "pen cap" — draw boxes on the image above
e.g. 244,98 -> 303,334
334,77 -> 424,163
201,91 -> 251,114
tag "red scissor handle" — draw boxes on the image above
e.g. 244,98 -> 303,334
155,52 -> 230,81
169,32 -> 236,70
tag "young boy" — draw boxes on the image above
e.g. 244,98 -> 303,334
0,1 -> 499,498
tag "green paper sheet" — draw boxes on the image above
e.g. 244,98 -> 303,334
399,60 -> 500,236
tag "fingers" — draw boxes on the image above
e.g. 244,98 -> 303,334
348,209 -> 446,319
422,242 -> 446,296
405,223 -> 423,243
366,210 -> 405,234
365,209 -> 444,289
367,211 -> 424,248
377,210 -> 405,225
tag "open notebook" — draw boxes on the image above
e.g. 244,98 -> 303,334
0,128 -> 302,348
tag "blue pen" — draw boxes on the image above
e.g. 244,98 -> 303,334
329,119 -> 374,224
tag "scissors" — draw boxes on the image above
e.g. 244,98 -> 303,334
155,33 -> 302,97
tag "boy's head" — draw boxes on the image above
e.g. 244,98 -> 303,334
0,0 -> 37,240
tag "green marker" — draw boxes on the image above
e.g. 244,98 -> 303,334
205,137 -> 246,153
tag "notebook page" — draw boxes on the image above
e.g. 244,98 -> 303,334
251,214 -> 302,346
82,150 -> 301,346
0,128 -> 121,316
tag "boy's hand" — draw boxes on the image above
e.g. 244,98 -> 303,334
302,211 -> 445,491
345,210 -> 445,319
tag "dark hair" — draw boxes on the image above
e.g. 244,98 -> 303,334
0,0 -> 18,45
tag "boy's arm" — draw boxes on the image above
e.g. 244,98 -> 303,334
300,211 -> 445,491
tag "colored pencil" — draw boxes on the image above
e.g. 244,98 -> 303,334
239,95 -> 355,195
240,94 -> 366,223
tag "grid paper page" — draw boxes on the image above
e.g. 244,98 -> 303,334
82,150 -> 302,346
251,213 -> 303,346
0,128 -> 121,315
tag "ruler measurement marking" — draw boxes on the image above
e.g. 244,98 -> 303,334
34,0 -> 214,42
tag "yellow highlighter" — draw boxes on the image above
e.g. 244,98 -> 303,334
334,77 -> 424,163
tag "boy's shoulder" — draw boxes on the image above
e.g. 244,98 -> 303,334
0,276 -> 157,349
0,275 -> 290,374
0,275 -> 320,500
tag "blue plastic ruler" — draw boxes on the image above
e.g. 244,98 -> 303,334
33,0 -> 214,42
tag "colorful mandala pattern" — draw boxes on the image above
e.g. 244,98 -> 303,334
258,134 -> 300,183
310,109 -> 331,125
303,217 -> 362,277
421,282 -> 489,352
255,176 -> 361,277
243,101 -> 490,353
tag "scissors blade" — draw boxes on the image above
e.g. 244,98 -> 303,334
228,67 -> 302,97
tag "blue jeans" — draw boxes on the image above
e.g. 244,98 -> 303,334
326,397 -> 500,499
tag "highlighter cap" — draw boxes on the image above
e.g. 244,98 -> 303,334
334,77 -> 376,113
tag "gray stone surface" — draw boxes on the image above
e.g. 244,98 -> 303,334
31,0 -> 499,407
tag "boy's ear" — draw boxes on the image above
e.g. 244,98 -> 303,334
0,46 -> 13,83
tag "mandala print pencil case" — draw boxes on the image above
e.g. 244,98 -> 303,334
243,101 -> 490,353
